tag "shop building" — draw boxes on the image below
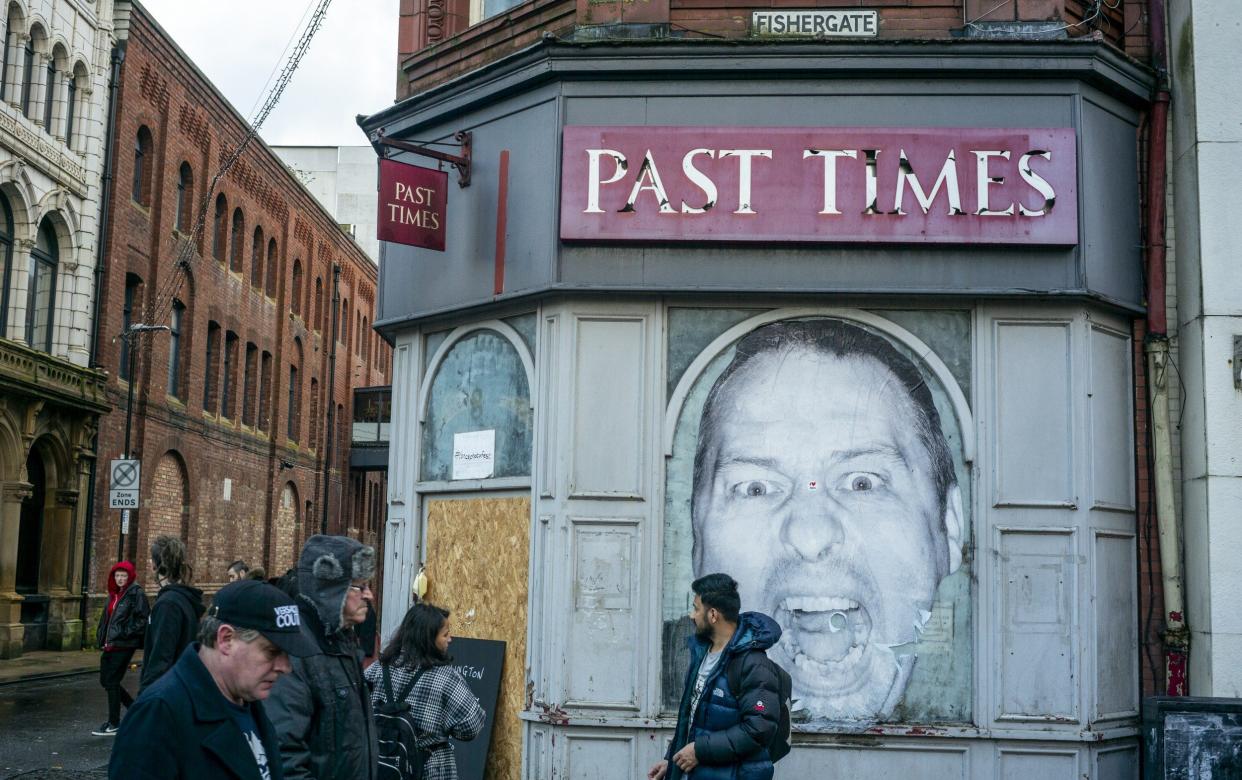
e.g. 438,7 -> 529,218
363,2 -> 1160,777
0,0 -> 117,658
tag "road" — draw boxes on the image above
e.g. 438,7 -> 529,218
0,668 -> 128,780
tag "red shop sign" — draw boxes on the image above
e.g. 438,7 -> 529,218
560,126 -> 1078,245
377,159 -> 447,251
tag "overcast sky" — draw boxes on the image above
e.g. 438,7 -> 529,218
138,0 -> 400,147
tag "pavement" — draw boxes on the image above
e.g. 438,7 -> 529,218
0,650 -> 106,687
0,670 -> 128,779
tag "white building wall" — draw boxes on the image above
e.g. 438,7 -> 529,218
1169,0 -> 1242,698
0,0 -> 114,366
272,145 -> 379,265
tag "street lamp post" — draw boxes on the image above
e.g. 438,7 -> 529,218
116,322 -> 169,562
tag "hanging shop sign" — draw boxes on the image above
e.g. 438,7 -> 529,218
377,158 -> 448,251
751,9 -> 879,37
559,126 -> 1078,245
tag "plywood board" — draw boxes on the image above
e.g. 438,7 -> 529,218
426,496 -> 530,780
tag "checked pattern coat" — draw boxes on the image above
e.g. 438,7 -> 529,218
364,661 -> 486,780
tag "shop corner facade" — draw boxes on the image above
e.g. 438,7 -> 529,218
362,41 -> 1153,779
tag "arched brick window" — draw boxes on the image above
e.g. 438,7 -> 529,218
250,226 -> 264,288
175,162 -> 193,233
265,238 -> 278,299
313,276 -> 323,332
230,208 -> 245,274
132,126 -> 153,205
212,194 -> 227,260
290,260 -> 303,317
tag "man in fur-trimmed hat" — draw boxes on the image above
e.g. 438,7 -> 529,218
266,535 -> 379,780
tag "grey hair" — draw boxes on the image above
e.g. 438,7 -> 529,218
198,615 -> 262,648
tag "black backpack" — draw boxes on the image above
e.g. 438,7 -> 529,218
375,664 -> 431,780
726,650 -> 794,763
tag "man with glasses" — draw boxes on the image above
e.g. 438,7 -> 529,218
267,535 -> 379,780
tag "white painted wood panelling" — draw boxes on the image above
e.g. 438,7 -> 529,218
565,517 -> 642,708
565,734 -> 636,780
998,747 -> 1079,778
1088,325 -> 1136,511
997,527 -> 1078,721
1094,745 -> 1139,779
993,320 -> 1076,507
569,316 -> 647,499
381,334 -> 422,643
784,745 -> 970,777
1093,531 -> 1139,721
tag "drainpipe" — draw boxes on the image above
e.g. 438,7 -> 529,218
1141,0 -> 1186,695
79,43 -> 125,628
320,263 -> 340,535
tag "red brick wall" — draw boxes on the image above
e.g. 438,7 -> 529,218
397,0 -> 1149,98
90,6 -> 392,595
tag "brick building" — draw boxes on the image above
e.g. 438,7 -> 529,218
363,0 -> 1168,776
87,1 -> 390,599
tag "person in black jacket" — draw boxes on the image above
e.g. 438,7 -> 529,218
650,573 -> 781,780
109,579 -> 319,780
92,560 -> 149,736
140,535 -> 205,691
266,534 -> 379,780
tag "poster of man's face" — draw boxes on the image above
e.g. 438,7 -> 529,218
687,319 -> 966,724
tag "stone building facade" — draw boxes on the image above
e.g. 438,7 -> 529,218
0,0 -> 116,659
87,1 -> 390,601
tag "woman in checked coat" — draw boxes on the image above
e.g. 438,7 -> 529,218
365,603 -> 486,780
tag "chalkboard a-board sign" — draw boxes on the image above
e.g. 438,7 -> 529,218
447,637 -> 506,780
1144,696 -> 1242,780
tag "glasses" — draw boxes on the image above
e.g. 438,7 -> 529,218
348,582 -> 373,595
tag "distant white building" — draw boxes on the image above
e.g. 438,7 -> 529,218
272,145 -> 378,265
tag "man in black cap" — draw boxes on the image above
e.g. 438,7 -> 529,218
109,579 -> 318,780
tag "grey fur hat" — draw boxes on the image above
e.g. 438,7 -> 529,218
296,534 -> 375,635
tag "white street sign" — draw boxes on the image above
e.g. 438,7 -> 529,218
110,458 -> 140,509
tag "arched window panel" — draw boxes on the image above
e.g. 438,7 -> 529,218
26,218 -> 57,352
0,193 -> 13,336
229,208 -> 244,274
167,299 -> 185,398
212,194 -> 227,260
19,32 -> 34,116
132,126 -> 153,205
290,260 -> 303,316
265,238 -> 277,299
420,329 -> 533,481
250,226 -> 264,288
175,162 -> 192,233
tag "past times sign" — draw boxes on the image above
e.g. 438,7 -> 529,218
377,159 -> 447,251
559,126 -> 1078,245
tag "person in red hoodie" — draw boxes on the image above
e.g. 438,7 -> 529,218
93,561 -> 149,736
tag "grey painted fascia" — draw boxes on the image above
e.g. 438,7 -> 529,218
372,285 -> 1144,339
360,39 -> 1154,141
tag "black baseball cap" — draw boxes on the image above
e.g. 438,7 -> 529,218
208,580 -> 319,657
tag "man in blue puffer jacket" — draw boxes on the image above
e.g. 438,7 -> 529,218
650,573 -> 782,780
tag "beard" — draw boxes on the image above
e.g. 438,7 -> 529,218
694,619 -> 714,643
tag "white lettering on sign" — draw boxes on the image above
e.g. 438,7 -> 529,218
274,605 -> 300,628
582,146 -> 1059,222
452,429 -> 496,481
752,9 -> 879,37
